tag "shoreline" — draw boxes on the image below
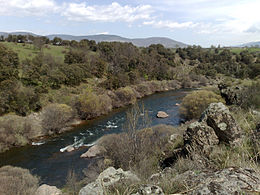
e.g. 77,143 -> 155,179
0,79 -> 203,153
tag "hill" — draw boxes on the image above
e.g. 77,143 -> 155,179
236,41 -> 260,48
0,32 -> 187,48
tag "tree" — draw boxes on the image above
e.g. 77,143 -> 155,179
52,37 -> 62,45
33,37 -> 45,50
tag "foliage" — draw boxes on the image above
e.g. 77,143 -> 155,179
180,90 -> 225,120
0,114 -> 35,152
0,166 -> 39,195
76,87 -> 112,119
42,103 -> 75,134
99,105 -> 175,179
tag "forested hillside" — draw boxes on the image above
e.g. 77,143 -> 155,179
1,35 -> 260,117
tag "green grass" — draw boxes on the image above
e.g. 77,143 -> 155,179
227,47 -> 260,54
0,42 -> 67,62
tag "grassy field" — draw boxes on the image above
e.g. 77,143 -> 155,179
0,42 -> 67,62
227,47 -> 260,54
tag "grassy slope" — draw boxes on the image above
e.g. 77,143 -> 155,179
1,42 -> 67,62
228,47 -> 260,54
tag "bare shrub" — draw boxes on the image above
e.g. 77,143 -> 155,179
64,169 -> 81,195
99,105 -> 174,179
0,114 -> 33,152
42,103 -> 75,134
0,165 -> 39,195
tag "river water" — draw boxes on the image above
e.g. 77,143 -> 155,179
0,89 -> 189,187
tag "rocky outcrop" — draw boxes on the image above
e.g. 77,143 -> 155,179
133,184 -> 164,195
183,102 -> 242,156
218,84 -> 244,105
80,145 -> 105,158
35,184 -> 62,195
173,167 -> 260,195
184,122 -> 219,155
79,167 -> 140,195
157,111 -> 169,118
201,102 -> 242,144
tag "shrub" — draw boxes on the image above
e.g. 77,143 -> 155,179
99,105 -> 175,179
114,86 -> 137,106
0,114 -> 33,152
42,103 -> 75,134
0,165 -> 39,195
76,87 -> 112,119
241,81 -> 260,109
180,90 -> 225,120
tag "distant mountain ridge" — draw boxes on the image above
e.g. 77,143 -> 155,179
236,41 -> 260,47
0,32 -> 187,48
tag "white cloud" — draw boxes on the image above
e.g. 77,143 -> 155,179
95,32 -> 109,35
0,0 -> 58,16
143,20 -> 197,30
62,2 -> 153,23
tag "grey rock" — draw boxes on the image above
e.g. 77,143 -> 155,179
201,102 -> 242,144
157,111 -> 169,118
218,84 -> 244,105
35,184 -> 62,195
133,184 -> 164,195
79,167 -> 140,195
183,168 -> 260,195
80,145 -> 105,158
184,121 -> 219,155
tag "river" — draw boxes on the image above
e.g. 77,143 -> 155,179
0,89 -> 190,187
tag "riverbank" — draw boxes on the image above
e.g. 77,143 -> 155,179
0,79 -> 203,153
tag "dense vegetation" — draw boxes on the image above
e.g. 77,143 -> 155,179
1,36 -> 260,117
0,35 -> 260,194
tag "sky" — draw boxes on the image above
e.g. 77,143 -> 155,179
0,0 -> 260,47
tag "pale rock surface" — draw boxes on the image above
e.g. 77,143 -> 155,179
35,184 -> 62,195
79,167 -> 140,195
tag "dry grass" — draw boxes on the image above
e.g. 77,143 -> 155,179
0,165 -> 39,195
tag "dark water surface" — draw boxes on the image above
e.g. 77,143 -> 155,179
0,89 -> 189,187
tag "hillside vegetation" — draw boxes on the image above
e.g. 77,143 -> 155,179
0,35 -> 260,152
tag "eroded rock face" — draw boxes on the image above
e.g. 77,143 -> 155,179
218,84 -> 244,105
157,111 -> 169,118
183,102 -> 242,156
184,121 -> 219,155
79,167 -> 140,195
201,102 -> 242,144
35,184 -> 62,195
177,168 -> 260,195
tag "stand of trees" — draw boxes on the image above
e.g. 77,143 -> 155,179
0,36 -> 259,116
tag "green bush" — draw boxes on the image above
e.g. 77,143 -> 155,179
42,103 -> 75,134
0,166 -> 39,195
76,87 -> 112,119
180,90 -> 225,120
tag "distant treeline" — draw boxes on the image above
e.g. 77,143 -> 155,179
0,35 -> 260,116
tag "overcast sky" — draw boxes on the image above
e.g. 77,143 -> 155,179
0,0 -> 260,47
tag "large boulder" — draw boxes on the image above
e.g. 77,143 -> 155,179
79,167 -> 140,195
184,122 -> 219,155
182,102 -> 242,157
157,111 -> 169,118
35,184 -> 62,195
201,102 -> 242,144
174,167 -> 260,195
218,84 -> 244,105
80,145 -> 105,158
